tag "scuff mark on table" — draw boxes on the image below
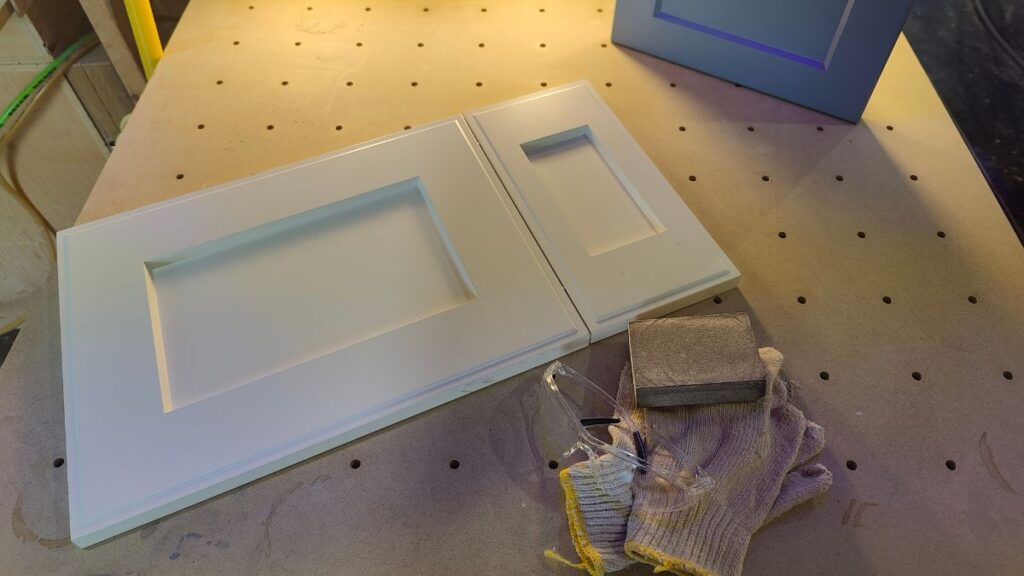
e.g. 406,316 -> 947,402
979,431 -> 1016,494
11,493 -> 71,549
257,481 -> 305,559
168,532 -> 202,560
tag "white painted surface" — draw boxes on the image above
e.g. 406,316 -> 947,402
522,127 -> 666,256
468,82 -> 740,341
57,118 -> 588,546
146,179 -> 476,411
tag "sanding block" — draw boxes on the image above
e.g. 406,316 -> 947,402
629,313 -> 766,407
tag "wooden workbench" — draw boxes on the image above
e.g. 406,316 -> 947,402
2,1 -> 1022,573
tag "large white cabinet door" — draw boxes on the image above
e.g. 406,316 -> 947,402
467,83 -> 739,341
58,118 -> 588,546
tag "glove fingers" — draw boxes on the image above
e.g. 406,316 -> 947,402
757,347 -> 784,381
560,457 -> 636,575
759,347 -> 796,410
792,420 -> 826,467
763,464 -> 833,526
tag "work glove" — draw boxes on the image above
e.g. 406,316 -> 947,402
556,455 -> 635,575
554,348 -> 830,575
623,347 -> 829,576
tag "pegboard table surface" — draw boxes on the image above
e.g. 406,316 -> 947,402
2,1 -> 1022,574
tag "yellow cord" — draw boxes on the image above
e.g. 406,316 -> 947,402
0,169 -> 55,261
544,549 -> 589,570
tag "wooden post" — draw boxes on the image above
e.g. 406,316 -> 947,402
78,0 -> 145,100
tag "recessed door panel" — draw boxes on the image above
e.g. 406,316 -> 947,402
521,127 -> 666,256
655,0 -> 853,68
146,179 -> 474,411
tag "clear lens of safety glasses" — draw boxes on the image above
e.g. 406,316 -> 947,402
539,361 -> 714,512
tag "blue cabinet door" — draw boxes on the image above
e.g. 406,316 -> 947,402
612,0 -> 915,121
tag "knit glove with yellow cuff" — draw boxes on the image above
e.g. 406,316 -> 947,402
557,348 -> 831,576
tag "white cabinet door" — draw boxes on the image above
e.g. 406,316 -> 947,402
467,83 -> 739,341
58,118 -> 588,546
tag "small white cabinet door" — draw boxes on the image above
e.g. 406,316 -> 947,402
57,118 -> 588,546
467,83 -> 739,341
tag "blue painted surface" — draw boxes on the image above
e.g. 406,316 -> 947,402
614,0 -> 915,121
656,0 -> 852,67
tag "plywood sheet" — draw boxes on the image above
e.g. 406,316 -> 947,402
0,13 -> 108,329
65,46 -> 135,145
1,1 -> 1021,574
0,10 -> 46,65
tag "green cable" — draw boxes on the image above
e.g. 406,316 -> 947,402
0,32 -> 98,131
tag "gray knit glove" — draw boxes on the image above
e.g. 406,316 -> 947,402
556,349 -> 830,575
557,455 -> 636,575
623,347 -> 828,576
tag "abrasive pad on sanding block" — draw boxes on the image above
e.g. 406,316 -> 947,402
629,313 -> 766,407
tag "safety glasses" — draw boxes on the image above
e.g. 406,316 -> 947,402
539,361 -> 713,511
